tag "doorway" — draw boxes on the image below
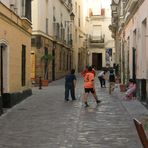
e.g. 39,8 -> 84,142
92,53 -> 102,70
0,43 -> 8,94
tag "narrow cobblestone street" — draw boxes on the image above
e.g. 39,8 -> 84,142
0,74 -> 147,148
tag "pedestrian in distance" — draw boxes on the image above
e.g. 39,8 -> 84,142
109,68 -> 115,94
65,69 -> 76,101
91,65 -> 96,77
98,70 -> 106,88
83,66 -> 101,107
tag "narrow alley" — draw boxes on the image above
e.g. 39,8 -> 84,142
0,74 -> 147,148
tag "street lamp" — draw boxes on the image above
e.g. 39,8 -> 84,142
64,12 -> 75,69
70,12 -> 75,21
65,12 -> 75,24
65,12 -> 75,46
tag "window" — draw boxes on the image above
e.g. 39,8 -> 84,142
46,18 -> 49,34
25,0 -> 31,20
44,47 -> 48,79
67,54 -> 69,70
22,45 -> 26,86
78,5 -> 80,27
22,0 -> 31,20
59,51 -> 62,70
22,0 -> 26,17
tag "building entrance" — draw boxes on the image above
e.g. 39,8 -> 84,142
92,53 -> 102,70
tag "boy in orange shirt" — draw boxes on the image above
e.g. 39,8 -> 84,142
83,66 -> 101,107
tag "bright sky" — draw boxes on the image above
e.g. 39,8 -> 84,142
86,0 -> 111,15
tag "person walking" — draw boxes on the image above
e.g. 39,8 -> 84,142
65,69 -> 76,101
98,70 -> 106,88
83,66 -> 101,107
109,68 -> 115,94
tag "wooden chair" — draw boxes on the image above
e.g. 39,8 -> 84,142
133,118 -> 148,148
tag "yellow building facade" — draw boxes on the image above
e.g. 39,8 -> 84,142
0,2 -> 32,108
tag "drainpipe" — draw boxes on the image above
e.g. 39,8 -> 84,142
0,45 -> 3,114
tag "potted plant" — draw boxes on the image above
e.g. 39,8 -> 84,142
41,53 -> 54,86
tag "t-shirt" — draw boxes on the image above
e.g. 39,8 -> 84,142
109,72 -> 115,82
65,74 -> 76,84
81,69 -> 88,77
84,72 -> 94,88
98,71 -> 104,77
81,69 -> 95,77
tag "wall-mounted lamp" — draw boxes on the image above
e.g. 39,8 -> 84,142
65,12 -> 75,25
70,12 -> 75,21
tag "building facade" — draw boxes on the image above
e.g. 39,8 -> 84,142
0,0 -> 32,110
31,0 -> 87,81
110,0 -> 148,104
85,0 -> 114,70
72,0 -> 87,72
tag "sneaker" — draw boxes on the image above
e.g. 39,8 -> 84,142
72,98 -> 77,101
96,100 -> 101,104
65,99 -> 69,101
85,104 -> 89,107
84,102 -> 89,107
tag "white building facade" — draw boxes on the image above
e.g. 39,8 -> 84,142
110,0 -> 148,104
85,0 -> 114,70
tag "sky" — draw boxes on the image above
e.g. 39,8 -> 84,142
86,0 -> 111,15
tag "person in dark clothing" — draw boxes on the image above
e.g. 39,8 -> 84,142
109,69 -> 115,94
65,69 -> 76,101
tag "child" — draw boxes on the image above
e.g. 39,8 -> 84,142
83,66 -> 101,107
65,69 -> 76,101
109,69 -> 115,94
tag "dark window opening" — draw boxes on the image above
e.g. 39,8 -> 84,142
22,45 -> 26,86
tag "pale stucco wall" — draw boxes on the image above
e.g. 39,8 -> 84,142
0,3 -> 32,93
124,0 -> 148,80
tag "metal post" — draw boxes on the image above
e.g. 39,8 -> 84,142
39,76 -> 42,89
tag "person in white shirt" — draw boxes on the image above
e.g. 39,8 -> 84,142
98,70 -> 106,88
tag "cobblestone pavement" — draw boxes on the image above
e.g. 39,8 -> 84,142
0,74 -> 148,148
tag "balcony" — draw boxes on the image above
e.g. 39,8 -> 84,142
124,0 -> 138,13
89,35 -> 105,48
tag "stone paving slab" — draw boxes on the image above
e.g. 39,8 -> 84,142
0,74 -> 146,148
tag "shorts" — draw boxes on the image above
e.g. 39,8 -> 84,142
84,88 -> 95,93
